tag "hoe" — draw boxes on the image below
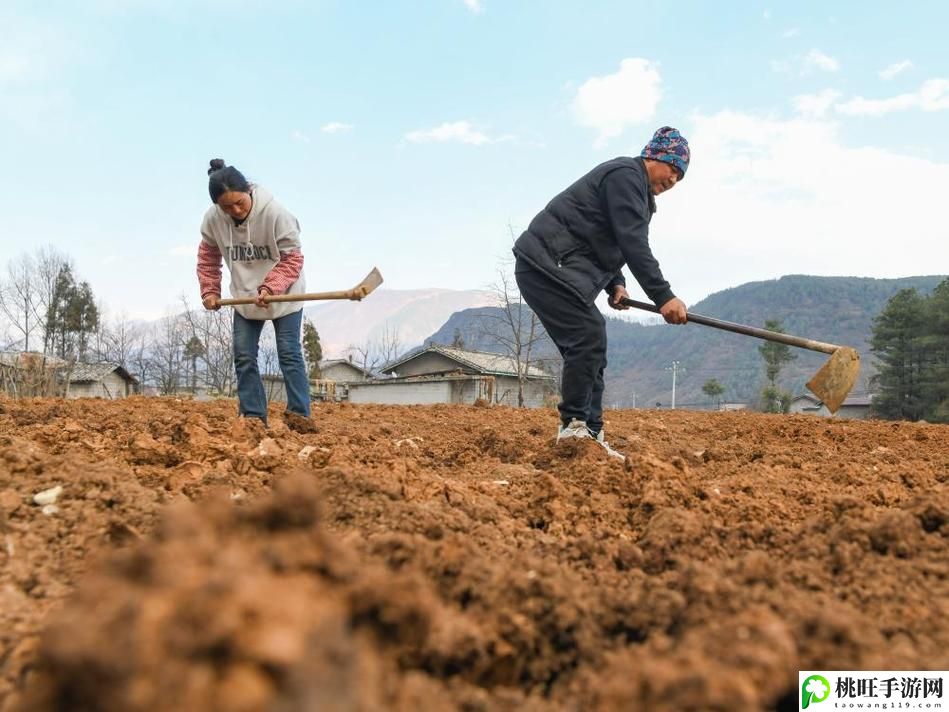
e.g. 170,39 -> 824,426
217,267 -> 384,306
620,297 -> 861,414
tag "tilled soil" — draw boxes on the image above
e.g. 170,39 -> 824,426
0,396 -> 946,711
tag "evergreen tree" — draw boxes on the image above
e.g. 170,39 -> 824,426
701,378 -> 725,406
919,279 -> 949,422
69,281 -> 99,360
758,319 -> 796,413
870,288 -> 927,420
302,318 -> 323,379
183,336 -> 206,393
46,266 -> 76,359
44,267 -> 99,360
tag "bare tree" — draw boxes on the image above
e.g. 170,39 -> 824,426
256,338 -> 284,401
127,330 -> 152,392
0,324 -> 16,351
345,322 -> 403,377
99,311 -> 141,369
344,341 -> 380,377
32,247 -> 73,354
0,247 -> 77,355
479,262 -> 551,407
377,322 -> 403,370
0,253 -> 38,352
150,313 -> 187,395
179,296 -> 234,396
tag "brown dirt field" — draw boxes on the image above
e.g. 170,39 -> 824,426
0,395 -> 946,711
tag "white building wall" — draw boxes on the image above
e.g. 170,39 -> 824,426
788,401 -> 870,419
494,376 -> 554,408
103,373 -> 130,398
456,378 -> 493,404
348,380 -> 453,405
68,382 -> 103,399
835,405 -> 871,420
68,373 -> 131,399
789,402 -> 828,416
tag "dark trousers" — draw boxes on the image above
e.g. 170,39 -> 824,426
514,259 -> 607,433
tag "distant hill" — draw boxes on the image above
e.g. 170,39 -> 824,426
425,275 -> 948,408
304,288 -> 497,358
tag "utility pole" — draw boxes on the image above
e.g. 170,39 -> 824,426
631,391 -> 637,409
665,360 -> 681,409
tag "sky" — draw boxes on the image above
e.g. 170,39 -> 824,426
2,0 -> 948,322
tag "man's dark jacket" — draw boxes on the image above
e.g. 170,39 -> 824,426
513,157 -> 675,307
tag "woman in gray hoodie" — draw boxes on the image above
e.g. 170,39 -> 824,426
197,159 -> 311,426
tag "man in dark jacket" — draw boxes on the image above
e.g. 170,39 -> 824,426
513,126 -> 690,459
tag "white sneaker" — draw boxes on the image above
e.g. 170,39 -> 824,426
557,419 -> 593,442
595,430 -> 626,462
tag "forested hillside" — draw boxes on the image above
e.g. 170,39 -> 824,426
426,275 -> 947,408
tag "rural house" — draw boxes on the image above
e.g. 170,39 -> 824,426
789,393 -> 873,419
320,358 -> 374,383
312,358 -> 376,401
67,363 -> 139,399
2,354 -> 139,400
346,345 -> 557,407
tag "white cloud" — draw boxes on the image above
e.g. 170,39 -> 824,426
321,122 -> 353,134
404,121 -> 512,146
463,0 -> 483,13
878,60 -> 913,81
771,49 -> 840,76
571,58 -> 662,148
168,245 -> 195,257
803,49 -> 839,72
835,93 -> 917,116
290,129 -> 311,144
651,111 -> 949,307
792,89 -> 840,117
782,27 -> 800,39
835,78 -> 949,116
763,9 -> 771,20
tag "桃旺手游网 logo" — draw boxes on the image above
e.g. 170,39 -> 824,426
801,674 -> 831,709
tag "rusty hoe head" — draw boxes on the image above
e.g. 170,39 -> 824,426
805,347 -> 861,414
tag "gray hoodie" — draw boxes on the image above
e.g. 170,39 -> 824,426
200,185 -> 306,320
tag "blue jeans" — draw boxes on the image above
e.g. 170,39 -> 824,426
233,309 -> 311,422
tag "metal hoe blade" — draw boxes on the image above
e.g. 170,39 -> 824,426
806,347 -> 861,414
352,267 -> 384,300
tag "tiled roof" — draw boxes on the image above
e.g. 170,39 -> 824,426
385,344 -> 553,379
69,362 -> 137,384
321,359 -> 375,377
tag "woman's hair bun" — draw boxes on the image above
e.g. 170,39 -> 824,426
207,158 -> 226,175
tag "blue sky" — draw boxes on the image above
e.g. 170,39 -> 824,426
2,0 -> 948,321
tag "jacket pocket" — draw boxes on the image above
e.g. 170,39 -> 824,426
545,227 -> 582,266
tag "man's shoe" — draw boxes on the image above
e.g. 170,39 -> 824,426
595,430 -> 626,461
557,419 -> 593,442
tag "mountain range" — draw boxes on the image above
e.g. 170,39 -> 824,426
304,288 -> 496,358
425,274 -> 948,408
